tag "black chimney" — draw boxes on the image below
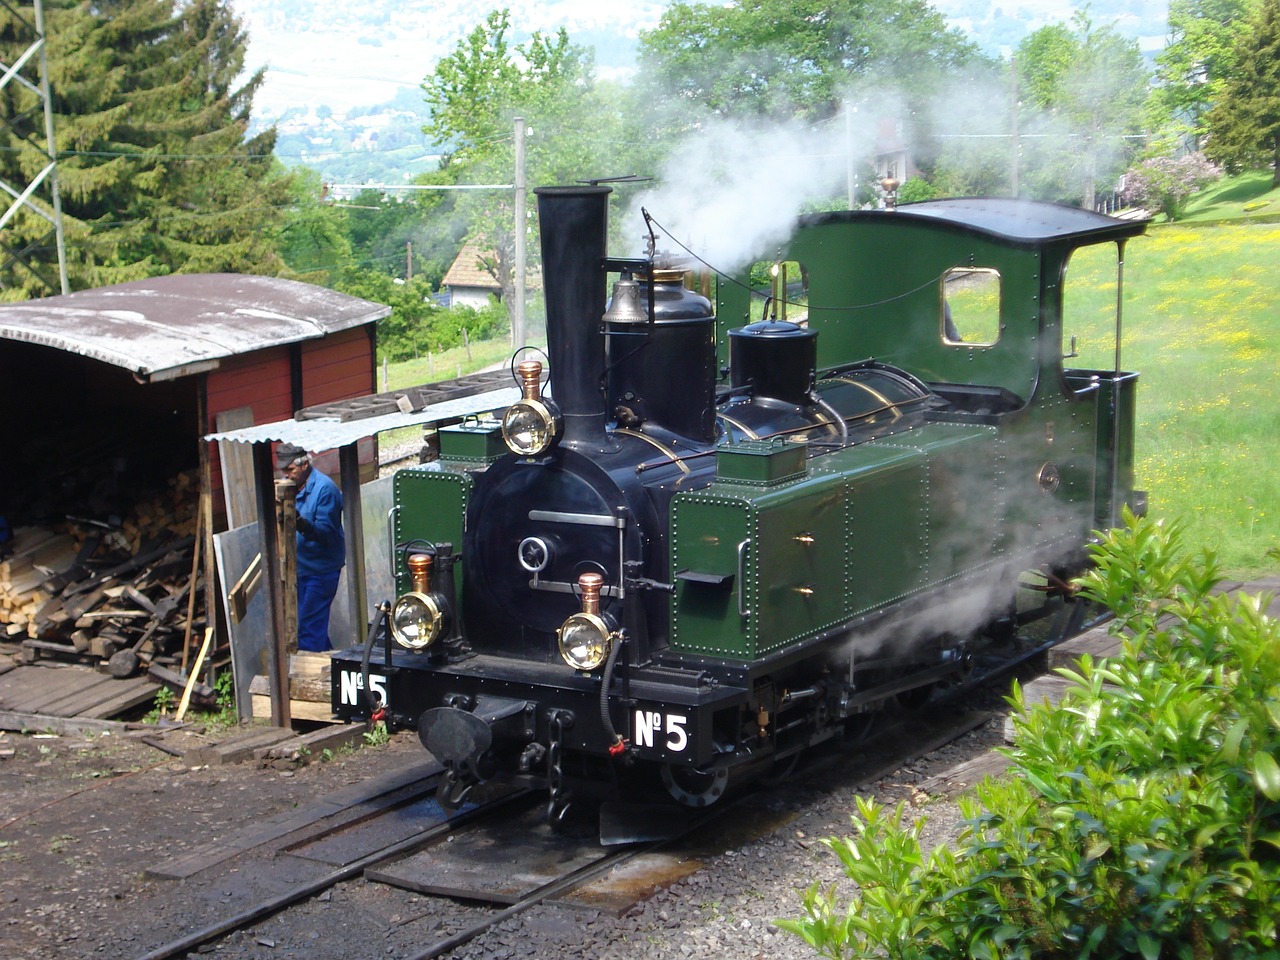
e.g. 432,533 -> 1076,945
534,185 -> 611,451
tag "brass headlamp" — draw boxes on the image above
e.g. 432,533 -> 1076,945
390,552 -> 444,651
502,360 -> 561,457
556,572 -> 615,672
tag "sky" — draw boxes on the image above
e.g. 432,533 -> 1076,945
232,0 -> 1170,120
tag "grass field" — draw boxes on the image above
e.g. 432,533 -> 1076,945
382,181 -> 1280,579
1122,220 -> 1280,577
1181,170 -> 1280,223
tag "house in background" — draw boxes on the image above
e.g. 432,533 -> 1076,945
873,116 -> 920,188
441,243 -> 502,309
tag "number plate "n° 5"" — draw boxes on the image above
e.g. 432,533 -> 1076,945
632,709 -> 689,753
339,669 -> 386,707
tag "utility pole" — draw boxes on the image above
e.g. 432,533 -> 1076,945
406,240 -> 412,281
0,0 -> 69,294
844,100 -> 857,210
1010,57 -> 1020,199
512,116 -> 527,347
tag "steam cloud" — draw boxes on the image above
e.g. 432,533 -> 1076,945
624,113 -> 882,274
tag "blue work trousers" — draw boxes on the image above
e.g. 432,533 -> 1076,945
297,569 -> 341,652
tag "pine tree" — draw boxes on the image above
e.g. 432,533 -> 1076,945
0,0 -> 290,300
1206,0 -> 1280,185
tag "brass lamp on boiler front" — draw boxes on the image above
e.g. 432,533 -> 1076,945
389,552 -> 445,651
501,360 -> 561,456
556,572 -> 616,672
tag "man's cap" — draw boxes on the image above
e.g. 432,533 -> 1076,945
275,443 -> 309,470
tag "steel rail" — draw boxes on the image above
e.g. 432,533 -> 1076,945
131,784 -> 533,960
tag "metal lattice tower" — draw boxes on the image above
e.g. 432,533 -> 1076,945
0,0 -> 69,294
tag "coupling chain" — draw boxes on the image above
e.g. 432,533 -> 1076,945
546,710 -> 569,823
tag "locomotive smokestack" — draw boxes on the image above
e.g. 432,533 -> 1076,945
534,185 -> 612,451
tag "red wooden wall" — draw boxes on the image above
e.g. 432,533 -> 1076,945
204,326 -> 376,531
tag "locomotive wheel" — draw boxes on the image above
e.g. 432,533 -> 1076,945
895,681 -> 937,711
660,763 -> 731,808
759,750 -> 802,787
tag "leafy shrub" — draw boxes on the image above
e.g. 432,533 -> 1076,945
778,508 -> 1280,959
337,268 -> 510,364
897,178 -> 938,204
1120,153 -> 1223,221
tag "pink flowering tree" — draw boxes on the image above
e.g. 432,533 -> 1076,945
1119,152 -> 1223,221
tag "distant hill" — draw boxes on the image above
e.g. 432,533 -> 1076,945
236,0 -> 1168,184
258,86 -> 439,187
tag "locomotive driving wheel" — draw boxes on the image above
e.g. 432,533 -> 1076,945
660,762 -> 731,807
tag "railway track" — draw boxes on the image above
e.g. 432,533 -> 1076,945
130,599 -> 1100,960
130,711 -> 997,960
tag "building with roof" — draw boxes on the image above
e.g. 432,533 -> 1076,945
440,243 -> 502,309
0,273 -> 389,534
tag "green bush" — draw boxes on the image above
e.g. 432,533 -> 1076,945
337,267 -> 510,364
778,508 -> 1280,960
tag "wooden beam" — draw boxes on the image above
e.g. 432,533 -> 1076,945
254,442 -> 290,728
339,441 -> 368,641
227,553 -> 262,624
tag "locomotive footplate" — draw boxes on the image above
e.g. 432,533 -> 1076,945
330,648 -> 748,769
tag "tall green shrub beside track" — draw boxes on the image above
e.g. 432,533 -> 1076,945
779,510 -> 1280,960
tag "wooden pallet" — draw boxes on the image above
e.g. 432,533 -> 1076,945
0,661 -> 158,729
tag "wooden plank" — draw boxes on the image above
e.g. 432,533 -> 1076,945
251,693 -> 333,723
0,665 -> 93,713
216,406 -> 258,529
40,673 -> 124,716
182,726 -> 296,766
1047,621 -> 1123,668
0,709 -> 126,735
227,553 -> 262,624
255,722 -> 367,764
1004,674 -> 1077,741
43,673 -> 157,718
915,751 -> 1012,796
0,532 -> 75,578
77,677 -> 162,720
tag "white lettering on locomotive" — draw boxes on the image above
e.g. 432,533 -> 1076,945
633,708 -> 689,752
339,670 -> 386,707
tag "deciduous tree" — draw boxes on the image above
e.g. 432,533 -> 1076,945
636,0 -> 985,122
420,8 -> 638,319
1014,14 -> 1148,207
1148,0 -> 1261,152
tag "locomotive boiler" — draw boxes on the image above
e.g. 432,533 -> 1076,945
331,184 -> 1146,829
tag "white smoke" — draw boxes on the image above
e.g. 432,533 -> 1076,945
623,113 -> 881,275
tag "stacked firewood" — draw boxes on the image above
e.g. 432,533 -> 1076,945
1,471 -> 206,678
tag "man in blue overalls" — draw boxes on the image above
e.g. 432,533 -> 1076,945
276,443 -> 344,652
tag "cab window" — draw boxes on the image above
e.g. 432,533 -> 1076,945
747,259 -> 808,325
941,267 -> 1000,345
1062,243 -> 1120,374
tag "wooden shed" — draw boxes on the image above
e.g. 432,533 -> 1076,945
0,274 -> 389,681
0,273 -> 390,535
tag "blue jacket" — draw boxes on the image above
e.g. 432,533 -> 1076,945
295,468 -> 345,576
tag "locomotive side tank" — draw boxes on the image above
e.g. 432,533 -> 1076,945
331,185 -> 1146,826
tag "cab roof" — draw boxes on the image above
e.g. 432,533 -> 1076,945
804,197 -> 1148,248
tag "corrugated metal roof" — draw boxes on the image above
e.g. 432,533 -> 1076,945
205,386 -> 521,450
0,273 -> 391,382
